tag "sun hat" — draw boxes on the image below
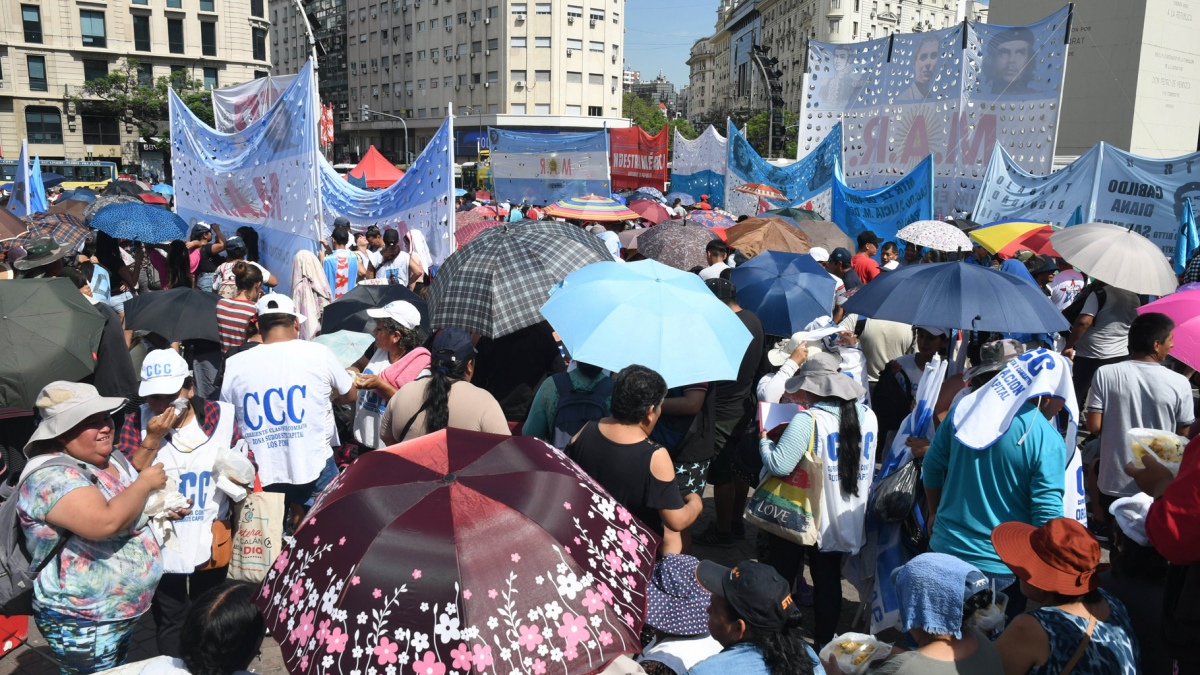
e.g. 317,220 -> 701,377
24,381 -> 126,455
1108,493 -> 1153,547
1029,255 -> 1058,276
964,339 -> 1025,381
645,554 -> 711,636
12,237 -> 69,271
783,351 -> 864,401
766,316 -> 841,366
696,560 -> 799,632
139,349 -> 192,397
768,332 -> 815,367
808,247 -> 830,263
366,300 -> 421,330
256,293 -> 306,324
992,518 -> 1109,595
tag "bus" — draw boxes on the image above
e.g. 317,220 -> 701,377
0,160 -> 118,190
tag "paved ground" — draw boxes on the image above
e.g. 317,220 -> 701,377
0,488 -> 862,674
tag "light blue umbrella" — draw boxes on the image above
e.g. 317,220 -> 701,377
152,183 -> 174,196
664,192 -> 695,206
313,330 -> 378,368
454,188 -> 468,197
540,259 -> 752,387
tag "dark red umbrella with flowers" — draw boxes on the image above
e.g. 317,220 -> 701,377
257,429 -> 660,675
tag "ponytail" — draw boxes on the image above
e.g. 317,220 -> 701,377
419,354 -> 472,433
232,261 -> 263,292
836,398 -> 862,497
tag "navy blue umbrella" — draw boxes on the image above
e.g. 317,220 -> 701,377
729,251 -> 837,337
60,188 -> 97,203
841,261 -> 1070,333
40,173 -> 66,188
88,202 -> 189,243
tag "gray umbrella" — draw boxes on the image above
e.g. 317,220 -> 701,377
797,220 -> 854,252
634,219 -> 721,271
84,194 -> 142,224
427,219 -> 612,338
1050,222 -> 1177,296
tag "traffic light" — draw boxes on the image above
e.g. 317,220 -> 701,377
360,104 -> 370,122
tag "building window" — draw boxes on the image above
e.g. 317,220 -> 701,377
470,9 -> 480,21
486,5 -> 499,18
444,47 -> 452,58
589,40 -> 603,51
443,76 -> 453,86
416,20 -> 424,31
534,70 -> 550,82
80,10 -> 107,48
83,116 -> 121,144
253,28 -> 267,61
534,103 -> 550,114
457,11 -> 467,23
566,71 -> 581,83
168,19 -> 185,53
589,8 -> 604,20
470,72 -> 481,84
487,103 -> 498,113
201,22 -> 217,56
27,55 -> 47,92
132,0 -> 147,5
534,36 -> 550,48
22,5 -> 43,43
487,70 -> 498,82
567,38 -> 582,50
612,11 -> 618,23
457,43 -> 467,54
588,105 -> 602,115
510,69 -> 526,81
511,36 -> 526,47
588,73 -> 603,84
456,74 -> 466,85
487,38 -> 498,49
251,0 -> 264,17
511,103 -> 526,114
200,0 -> 214,10
417,79 -> 425,89
133,15 -> 152,51
430,79 -> 437,88
203,67 -> 218,89
417,50 -> 425,60
511,3 -> 526,13
534,2 -> 550,14
138,63 -> 155,86
566,105 -> 581,115
567,4 -> 583,17
471,41 -> 481,53
829,18 -> 840,32
166,0 -> 181,7
25,107 -> 62,143
418,108 -> 427,118
83,59 -> 108,82
255,70 -> 268,79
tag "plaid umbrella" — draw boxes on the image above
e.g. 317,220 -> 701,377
734,183 -> 787,201
49,199 -> 89,220
544,195 -> 640,222
427,219 -> 613,337
724,217 -> 812,257
89,202 -> 189,243
685,210 -> 736,229
454,219 -> 506,248
629,201 -> 673,225
84,194 -> 142,223
4,212 -> 89,253
635,219 -> 720,271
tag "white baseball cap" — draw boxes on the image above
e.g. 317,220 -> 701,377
366,300 -> 421,330
256,293 -> 306,324
808,247 -> 830,263
139,349 -> 192,397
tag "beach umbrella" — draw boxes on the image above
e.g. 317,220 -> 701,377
544,195 -> 640,222
896,220 -> 973,253
320,283 -> 429,336
969,220 -> 1058,259
842,262 -> 1070,333
1137,290 -> 1200,370
724,217 -> 812,257
684,209 -> 736,229
151,183 -> 175,196
1050,222 -> 1177,296
761,207 -> 820,221
257,428 -> 658,675
427,219 -> 612,337
729,251 -> 837,337
7,212 -> 89,252
795,220 -> 853,252
84,194 -> 142,223
124,287 -> 220,342
454,218 -> 506,248
734,183 -> 787,201
634,219 -> 720,271
664,192 -> 695,206
628,200 -> 673,225
540,259 -> 753,387
88,202 -> 189,243
0,279 -> 105,408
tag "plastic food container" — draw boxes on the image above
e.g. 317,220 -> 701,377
819,632 -> 891,675
1128,427 -> 1187,475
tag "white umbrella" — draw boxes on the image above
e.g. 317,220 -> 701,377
1049,222 -> 1177,296
896,220 -> 973,252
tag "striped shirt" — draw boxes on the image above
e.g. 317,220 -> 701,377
215,297 -> 256,353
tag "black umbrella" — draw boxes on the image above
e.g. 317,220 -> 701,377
320,283 -> 430,335
124,288 -> 220,342
0,279 -> 105,408
947,218 -> 981,233
103,181 -> 146,197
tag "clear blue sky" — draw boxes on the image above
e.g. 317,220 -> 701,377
624,0 -> 721,88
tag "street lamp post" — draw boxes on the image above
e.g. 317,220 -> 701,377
361,106 -> 410,166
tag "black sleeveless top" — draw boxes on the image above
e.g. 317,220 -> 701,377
565,422 -> 684,533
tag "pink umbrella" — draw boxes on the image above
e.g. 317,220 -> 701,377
628,200 -> 672,224
455,219 -> 506,248
1138,289 -> 1200,369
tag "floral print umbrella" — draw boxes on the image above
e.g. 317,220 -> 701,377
684,210 -> 736,229
896,220 -> 974,253
258,429 -> 660,675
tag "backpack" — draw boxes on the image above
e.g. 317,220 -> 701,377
1061,282 -> 1107,326
0,454 -> 97,616
550,373 -> 615,449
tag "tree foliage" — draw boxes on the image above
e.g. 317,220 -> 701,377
72,58 -> 215,153
621,93 -> 698,153
695,107 -> 799,158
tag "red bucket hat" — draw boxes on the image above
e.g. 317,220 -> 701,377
992,518 -> 1109,595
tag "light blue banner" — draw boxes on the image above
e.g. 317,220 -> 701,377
488,127 -> 611,205
670,125 -> 728,208
832,155 -> 934,243
724,121 -> 842,216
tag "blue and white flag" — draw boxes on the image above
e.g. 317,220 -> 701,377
670,125 -> 728,208
488,128 -> 611,205
8,140 -> 48,217
725,121 -> 842,217
832,155 -> 934,243
1173,197 -> 1198,273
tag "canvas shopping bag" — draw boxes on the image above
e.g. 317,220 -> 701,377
743,419 -> 822,546
227,476 -> 285,583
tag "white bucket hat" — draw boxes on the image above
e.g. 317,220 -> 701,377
25,381 -> 126,455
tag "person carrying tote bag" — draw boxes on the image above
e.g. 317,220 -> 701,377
751,351 -> 878,646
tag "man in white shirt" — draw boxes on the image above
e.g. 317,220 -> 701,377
670,198 -> 688,218
220,294 -> 357,530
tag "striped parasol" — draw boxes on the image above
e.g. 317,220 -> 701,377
734,183 -> 787,200
544,194 -> 640,222
970,220 -> 1059,259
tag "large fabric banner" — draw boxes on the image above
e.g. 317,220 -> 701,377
212,75 -> 297,133
973,143 -> 1200,256
609,126 -> 668,191
802,5 -> 1070,218
725,121 -> 842,218
670,125 -> 727,208
832,155 -> 935,243
488,128 -> 610,205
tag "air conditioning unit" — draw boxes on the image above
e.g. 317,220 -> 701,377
590,18 -> 596,26
611,53 -> 617,62
413,1 -> 419,7
484,82 -> 490,88
401,3 -> 407,9
568,16 -> 574,24
566,48 -> 573,56
484,17 -> 490,24
384,63 -> 390,69
431,55 -> 437,61
454,53 -> 460,60
470,52 -> 476,58
485,49 -> 491,55
611,85 -> 616,93
516,13 -> 525,21
373,65 -> 378,71
469,20 -> 475,27
469,83 -> 475,89
454,84 -> 461,90
445,24 -> 452,31
516,80 -> 525,88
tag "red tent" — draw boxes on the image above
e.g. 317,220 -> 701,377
346,146 -> 405,188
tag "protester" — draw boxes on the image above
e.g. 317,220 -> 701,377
825,248 -> 863,293
695,195 -> 713,211
1099,496 -> 1171,675
758,352 -> 876,645
94,231 -> 140,314
901,244 -> 922,266
638,554 -> 725,675
885,326 -> 948,397
699,240 -> 732,280
375,228 -> 424,286
18,382 -> 174,674
670,198 -> 688,218
79,238 -> 113,306
139,582 -> 266,675
690,560 -> 823,675
165,241 -> 193,289
405,230 -> 434,283
472,321 -> 566,419
213,236 -> 276,298
564,365 -> 702,537
850,231 -> 883,282
1063,280 -> 1142,402
117,350 -> 243,657
859,318 -> 914,391
809,247 -> 849,322
214,262 -> 262,354
1048,259 -> 1085,310
879,241 -> 901,271
1027,255 -> 1058,294
220,294 -> 355,530
323,223 -> 366,300
235,226 -> 262,263
13,236 -> 69,278
993,518 -> 1139,674
188,223 -> 227,293
290,249 -> 332,340
521,361 -> 613,447
380,327 -> 509,443
349,301 -> 431,449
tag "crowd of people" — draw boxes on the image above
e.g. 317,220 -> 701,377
3,189 -> 1200,675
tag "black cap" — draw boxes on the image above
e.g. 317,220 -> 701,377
432,327 -> 476,365
696,561 -> 799,632
830,247 -> 853,265
224,235 -> 247,253
856,230 -> 883,248
705,277 -> 737,302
